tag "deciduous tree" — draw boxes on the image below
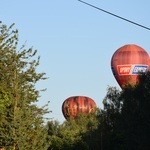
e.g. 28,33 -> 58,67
47,111 -> 99,150
0,22 -> 49,150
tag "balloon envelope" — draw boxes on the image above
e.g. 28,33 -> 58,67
111,44 -> 149,88
62,96 -> 96,119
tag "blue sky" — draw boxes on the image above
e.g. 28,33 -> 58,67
1,0 -> 150,123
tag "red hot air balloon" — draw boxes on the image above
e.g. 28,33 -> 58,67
111,44 -> 149,89
62,96 -> 96,119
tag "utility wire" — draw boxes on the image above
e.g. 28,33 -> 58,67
78,0 -> 150,31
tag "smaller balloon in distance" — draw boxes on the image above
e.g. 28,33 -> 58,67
62,96 -> 97,119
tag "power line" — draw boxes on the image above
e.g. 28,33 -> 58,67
78,0 -> 150,31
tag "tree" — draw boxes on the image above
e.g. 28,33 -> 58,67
47,111 -> 100,150
121,72 -> 150,150
0,22 -> 49,150
98,86 -> 124,150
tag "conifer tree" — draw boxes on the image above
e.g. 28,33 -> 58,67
0,22 -> 49,150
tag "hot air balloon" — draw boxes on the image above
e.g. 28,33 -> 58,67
111,44 -> 149,89
62,96 -> 96,119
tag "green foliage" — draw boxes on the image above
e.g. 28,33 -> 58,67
0,88 -> 10,113
0,22 -> 49,150
47,111 -> 100,150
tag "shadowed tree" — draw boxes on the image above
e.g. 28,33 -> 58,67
98,86 -> 124,150
121,72 -> 150,150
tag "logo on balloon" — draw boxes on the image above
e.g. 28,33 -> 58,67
117,65 -> 148,75
132,65 -> 148,74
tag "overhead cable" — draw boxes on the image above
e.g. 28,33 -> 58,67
78,0 -> 150,31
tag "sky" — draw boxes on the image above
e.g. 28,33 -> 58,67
1,0 -> 150,123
